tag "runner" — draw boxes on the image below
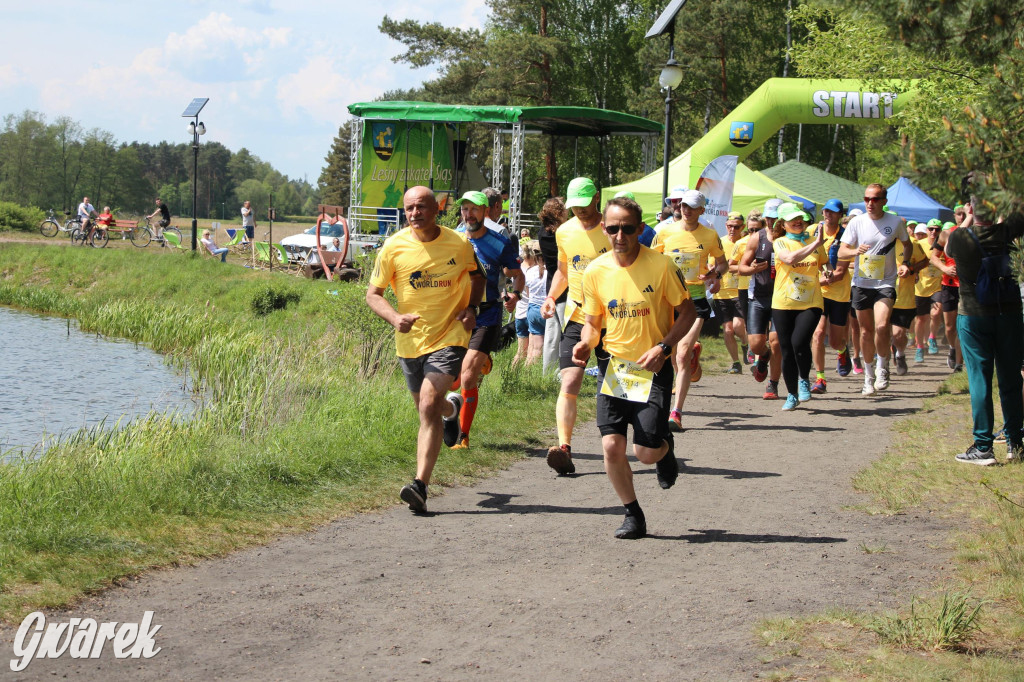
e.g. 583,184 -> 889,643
448,191 -> 524,450
734,213 -> 762,363
890,230 -> 929,375
930,218 -> 964,372
837,183 -> 913,395
913,221 -> 944,362
738,199 -> 785,400
651,190 -> 727,431
540,177 -> 611,474
771,203 -> 826,410
714,211 -> 748,374
572,196 -> 696,538
809,199 -> 853,394
365,186 -> 484,514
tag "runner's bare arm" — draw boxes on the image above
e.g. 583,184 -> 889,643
541,261 -> 568,318
571,314 -> 603,366
503,268 -> 526,312
366,284 -> 419,333
455,270 -> 486,330
775,234 -> 823,266
737,235 -> 767,276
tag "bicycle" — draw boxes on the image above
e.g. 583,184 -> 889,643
70,220 -> 109,248
38,209 -> 81,239
131,217 -> 182,248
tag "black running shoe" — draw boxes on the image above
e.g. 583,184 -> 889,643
546,444 -> 575,475
400,480 -> 428,513
442,393 -> 463,448
614,514 -> 647,539
656,434 -> 678,489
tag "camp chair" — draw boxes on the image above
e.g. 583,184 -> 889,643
273,244 -> 299,274
252,241 -> 273,268
163,231 -> 184,250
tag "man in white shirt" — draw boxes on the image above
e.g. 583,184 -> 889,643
838,183 -> 913,395
77,196 -> 98,242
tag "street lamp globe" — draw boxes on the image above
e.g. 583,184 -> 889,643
659,59 -> 683,90
197,122 -> 206,136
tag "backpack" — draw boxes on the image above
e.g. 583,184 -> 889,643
965,226 -> 1019,309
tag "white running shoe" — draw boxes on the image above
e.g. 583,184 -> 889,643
862,379 -> 876,396
874,367 -> 890,391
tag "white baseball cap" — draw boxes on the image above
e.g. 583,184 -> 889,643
680,189 -> 705,208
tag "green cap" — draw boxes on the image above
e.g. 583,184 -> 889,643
953,203 -> 965,211
942,221 -> 956,230
566,177 -> 598,209
613,190 -> 636,201
456,191 -> 488,207
778,203 -> 811,222
926,218 -> 943,227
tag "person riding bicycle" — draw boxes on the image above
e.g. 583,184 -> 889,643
76,196 -> 98,244
146,198 -> 171,236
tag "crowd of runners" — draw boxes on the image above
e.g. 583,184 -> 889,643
366,178 -> 1024,540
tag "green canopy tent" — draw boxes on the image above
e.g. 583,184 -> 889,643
346,101 -> 662,234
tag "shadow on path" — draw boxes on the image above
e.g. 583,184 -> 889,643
648,528 -> 847,543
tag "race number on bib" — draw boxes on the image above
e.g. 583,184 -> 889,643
858,254 -> 886,280
787,274 -> 814,303
674,252 -> 700,282
600,356 -> 654,403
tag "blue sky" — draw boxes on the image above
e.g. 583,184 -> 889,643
0,0 -> 487,183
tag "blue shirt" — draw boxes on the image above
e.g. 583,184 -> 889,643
638,223 -> 656,247
465,227 -> 521,327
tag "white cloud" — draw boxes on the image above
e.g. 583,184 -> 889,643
162,12 -> 292,81
275,56 -> 383,123
0,65 -> 19,88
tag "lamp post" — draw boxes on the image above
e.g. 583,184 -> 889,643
181,98 -> 209,251
646,1 -> 688,207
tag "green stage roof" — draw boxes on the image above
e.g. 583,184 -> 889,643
347,101 -> 662,136
760,160 -> 865,209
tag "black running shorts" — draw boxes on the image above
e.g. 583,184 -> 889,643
468,324 -> 501,354
941,284 -> 960,313
596,362 -> 673,448
822,297 -> 851,327
891,307 -> 916,329
559,320 -> 607,371
851,285 -> 896,311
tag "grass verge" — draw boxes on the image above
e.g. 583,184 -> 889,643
0,244 -> 600,622
754,370 -> 1024,678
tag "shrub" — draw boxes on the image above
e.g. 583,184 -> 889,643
250,284 -> 301,316
0,202 -> 45,232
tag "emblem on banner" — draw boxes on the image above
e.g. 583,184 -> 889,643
372,123 -> 395,161
729,121 -> 754,148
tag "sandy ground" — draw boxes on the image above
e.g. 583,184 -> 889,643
1,355 -> 955,680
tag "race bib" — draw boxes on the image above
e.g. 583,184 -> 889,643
562,299 -> 579,332
787,274 -> 814,303
600,356 -> 654,403
673,251 -> 700,281
858,254 -> 886,280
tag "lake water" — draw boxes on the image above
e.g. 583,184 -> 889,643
0,306 -> 198,456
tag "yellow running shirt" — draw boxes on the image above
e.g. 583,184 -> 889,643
712,236 -> 740,300
812,223 -> 852,303
894,239 -> 928,309
369,227 -> 481,358
771,237 -> 826,310
556,216 -> 610,324
581,247 -> 690,363
651,223 -> 724,286
914,237 -> 942,297
731,234 -> 751,291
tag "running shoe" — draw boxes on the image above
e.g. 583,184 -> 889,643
852,357 -> 864,375
928,337 -> 938,354
400,480 -> 428,513
546,444 -> 575,475
810,377 -> 827,394
1008,441 -> 1023,462
450,436 -> 469,450
690,342 -> 702,382
762,380 -> 779,400
797,379 -> 812,402
836,350 -> 852,377
861,378 -> 876,396
914,347 -> 924,364
614,514 -> 646,539
994,427 -> 1007,444
874,367 -> 890,391
442,393 -> 463,448
955,444 -> 996,466
656,433 -> 678,489
947,346 -> 956,370
667,409 -> 684,433
752,359 -> 768,383
743,345 -> 753,364
728,361 -> 742,374
781,394 -> 799,411
894,354 -> 908,376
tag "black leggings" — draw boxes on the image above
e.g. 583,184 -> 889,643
771,307 -> 822,396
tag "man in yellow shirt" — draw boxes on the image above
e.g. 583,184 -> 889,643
714,211 -> 748,374
809,199 -> 853,394
540,177 -> 611,474
366,186 -> 485,514
651,189 -> 727,431
572,196 -> 696,539
891,233 -> 929,374
912,221 -> 944,362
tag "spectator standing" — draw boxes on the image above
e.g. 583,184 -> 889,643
241,200 -> 255,243
537,197 -> 568,374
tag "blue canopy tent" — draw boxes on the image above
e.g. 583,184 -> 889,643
848,177 -> 953,223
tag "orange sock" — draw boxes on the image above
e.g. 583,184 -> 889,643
459,387 -> 479,436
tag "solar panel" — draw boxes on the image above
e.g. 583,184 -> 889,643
645,0 -> 688,38
181,98 -> 209,117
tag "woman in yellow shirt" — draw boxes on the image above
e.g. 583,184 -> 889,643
771,204 -> 827,411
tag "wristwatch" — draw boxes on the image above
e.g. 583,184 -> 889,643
512,290 -> 521,297
656,342 -> 671,356
468,304 -> 478,315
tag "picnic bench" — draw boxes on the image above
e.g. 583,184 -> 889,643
103,219 -> 141,240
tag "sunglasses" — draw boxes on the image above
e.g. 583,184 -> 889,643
605,224 -> 639,235
927,227 -> 941,231
863,196 -> 884,203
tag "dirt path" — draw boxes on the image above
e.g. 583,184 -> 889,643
2,356 -> 955,680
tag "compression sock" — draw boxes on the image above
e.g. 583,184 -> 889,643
624,499 -> 644,520
862,355 -> 875,380
459,387 -> 479,437
556,392 -> 577,446
816,370 -> 826,381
